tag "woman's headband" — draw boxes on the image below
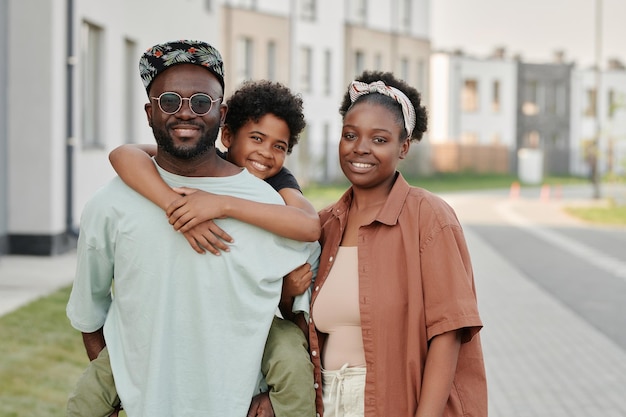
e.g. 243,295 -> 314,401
348,80 -> 416,138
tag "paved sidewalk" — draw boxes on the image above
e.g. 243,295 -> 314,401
0,250 -> 77,316
1,194 -> 625,416
466,228 -> 626,416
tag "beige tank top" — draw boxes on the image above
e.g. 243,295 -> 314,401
312,246 -> 366,370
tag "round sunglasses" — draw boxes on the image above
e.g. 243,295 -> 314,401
150,92 -> 222,116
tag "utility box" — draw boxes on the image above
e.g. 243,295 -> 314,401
517,148 -> 544,185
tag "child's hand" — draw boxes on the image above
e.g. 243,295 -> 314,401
181,220 -> 234,255
282,263 -> 313,298
167,187 -> 229,232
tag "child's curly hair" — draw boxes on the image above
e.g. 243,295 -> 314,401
339,71 -> 428,142
225,80 -> 306,154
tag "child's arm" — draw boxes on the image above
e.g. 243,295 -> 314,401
167,186 -> 321,242
416,329 -> 462,417
278,263 -> 313,320
109,144 -> 178,211
109,144 -> 233,255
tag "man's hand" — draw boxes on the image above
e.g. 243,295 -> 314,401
247,392 -> 274,417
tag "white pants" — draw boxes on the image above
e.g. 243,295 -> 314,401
322,364 -> 366,417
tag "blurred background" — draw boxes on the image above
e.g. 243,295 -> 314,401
1,0 -> 624,257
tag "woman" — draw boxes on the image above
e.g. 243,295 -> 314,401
308,71 -> 487,417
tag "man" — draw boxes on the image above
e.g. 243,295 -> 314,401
66,40 -> 319,417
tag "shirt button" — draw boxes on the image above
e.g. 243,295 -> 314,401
312,350 -> 317,356
316,414 -> 321,417
309,317 -> 313,323
329,256 -> 334,262
314,383 -> 319,389
315,286 -> 320,292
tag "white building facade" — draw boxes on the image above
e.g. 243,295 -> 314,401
570,66 -> 626,177
430,52 -> 518,147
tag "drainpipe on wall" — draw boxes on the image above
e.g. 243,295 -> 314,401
66,0 -> 78,237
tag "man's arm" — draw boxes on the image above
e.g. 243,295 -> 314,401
82,328 -> 106,361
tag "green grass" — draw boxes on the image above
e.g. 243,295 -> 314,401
303,172 -> 589,209
0,286 -> 86,417
564,204 -> 626,226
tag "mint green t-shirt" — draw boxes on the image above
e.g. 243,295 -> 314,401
67,166 -> 320,417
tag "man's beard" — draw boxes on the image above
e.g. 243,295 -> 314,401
152,122 -> 220,159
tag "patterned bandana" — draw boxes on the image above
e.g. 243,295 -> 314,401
139,40 -> 225,94
348,80 -> 416,138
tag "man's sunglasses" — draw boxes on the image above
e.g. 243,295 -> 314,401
150,92 -> 221,116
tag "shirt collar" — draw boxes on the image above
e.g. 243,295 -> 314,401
375,172 -> 410,226
330,172 -> 411,226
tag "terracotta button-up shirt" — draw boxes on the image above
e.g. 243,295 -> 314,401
308,173 -> 487,417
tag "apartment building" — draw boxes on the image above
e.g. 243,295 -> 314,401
570,60 -> 626,177
0,0 -> 432,256
429,50 -> 517,173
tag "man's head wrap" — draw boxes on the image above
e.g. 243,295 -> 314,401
139,40 -> 224,95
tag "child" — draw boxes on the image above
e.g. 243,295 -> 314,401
67,80 -> 319,417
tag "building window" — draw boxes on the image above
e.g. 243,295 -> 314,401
301,0 -> 316,21
584,88 -> 597,117
355,50 -> 365,76
461,132 -> 479,144
522,130 -> 541,148
400,58 -> 409,83
461,79 -> 479,112
353,0 -> 367,23
416,59 -> 425,92
300,46 -> 313,93
80,21 -> 104,149
555,83 -> 567,116
608,89 -> 616,119
323,49 -> 332,95
492,80 -> 500,112
399,0 -> 412,31
374,53 -> 383,71
267,41 -> 276,81
236,37 -> 254,85
124,38 -> 137,144
522,80 -> 540,116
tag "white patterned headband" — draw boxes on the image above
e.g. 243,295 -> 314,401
348,80 -> 416,138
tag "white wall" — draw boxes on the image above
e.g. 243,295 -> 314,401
8,0 -> 67,234
7,0 -> 220,240
292,0 -> 346,181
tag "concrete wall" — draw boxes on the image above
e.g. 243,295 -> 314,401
0,0 -> 7,255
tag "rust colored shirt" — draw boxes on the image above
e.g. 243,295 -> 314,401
308,173 -> 488,417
